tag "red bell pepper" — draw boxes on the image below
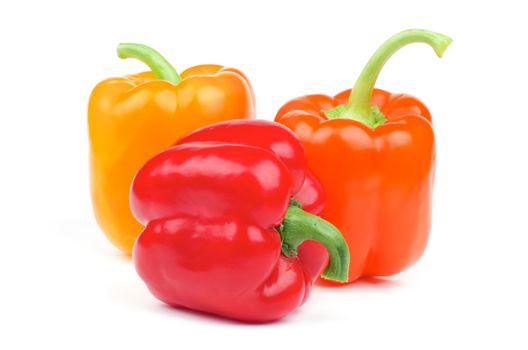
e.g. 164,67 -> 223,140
130,120 -> 349,322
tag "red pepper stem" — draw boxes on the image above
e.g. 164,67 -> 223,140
325,29 -> 452,127
279,200 -> 350,282
117,43 -> 181,85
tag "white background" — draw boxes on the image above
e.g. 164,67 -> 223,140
1,0 -> 527,348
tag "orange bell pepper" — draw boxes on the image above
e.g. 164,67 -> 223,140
89,43 -> 255,254
275,30 -> 451,282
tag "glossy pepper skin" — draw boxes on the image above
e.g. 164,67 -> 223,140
89,44 -> 255,254
176,120 -> 330,277
275,30 -> 451,282
131,120 -> 349,322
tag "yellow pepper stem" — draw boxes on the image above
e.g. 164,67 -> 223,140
117,43 -> 181,84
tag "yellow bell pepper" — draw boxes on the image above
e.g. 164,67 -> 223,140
88,43 -> 255,254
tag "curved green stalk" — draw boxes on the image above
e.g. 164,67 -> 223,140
117,43 -> 181,84
324,29 -> 452,127
279,200 -> 349,282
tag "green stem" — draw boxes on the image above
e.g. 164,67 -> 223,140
279,200 -> 349,282
117,43 -> 181,84
324,29 -> 452,127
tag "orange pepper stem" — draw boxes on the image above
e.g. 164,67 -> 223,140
324,29 -> 452,128
279,199 -> 350,282
117,43 -> 181,84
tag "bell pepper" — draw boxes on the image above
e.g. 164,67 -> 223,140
88,43 -> 255,254
275,29 -> 451,282
130,120 -> 349,322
